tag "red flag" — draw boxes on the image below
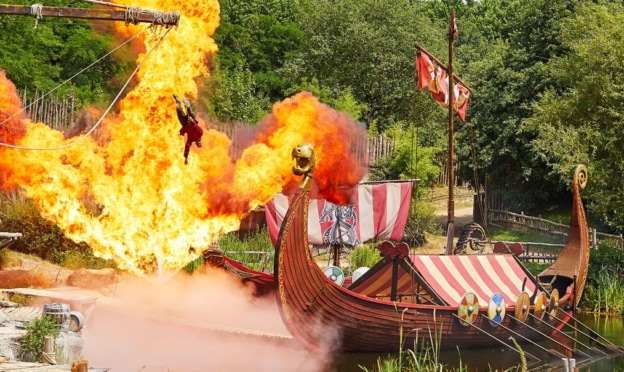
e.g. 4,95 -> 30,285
415,52 -> 434,90
453,83 -> 470,122
416,52 -> 449,107
429,64 -> 448,107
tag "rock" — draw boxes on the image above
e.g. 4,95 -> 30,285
66,268 -> 117,289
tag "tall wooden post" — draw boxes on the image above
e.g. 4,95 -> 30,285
445,10 -> 458,255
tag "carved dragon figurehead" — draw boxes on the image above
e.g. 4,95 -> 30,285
291,143 -> 316,189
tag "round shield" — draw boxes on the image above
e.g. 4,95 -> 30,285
487,293 -> 506,327
514,292 -> 530,322
323,266 -> 345,286
457,292 -> 479,327
548,288 -> 560,318
534,292 -> 548,320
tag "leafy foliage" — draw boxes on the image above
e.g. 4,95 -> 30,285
526,2 -> 624,230
20,315 -> 59,362
588,242 -> 624,287
368,124 -> 441,188
0,0 -> 128,105
209,0 -> 305,120
456,0 -> 578,211
351,244 -> 382,270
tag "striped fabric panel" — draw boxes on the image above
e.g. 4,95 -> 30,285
410,255 -> 537,307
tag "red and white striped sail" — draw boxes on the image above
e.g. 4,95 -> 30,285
266,182 -> 413,246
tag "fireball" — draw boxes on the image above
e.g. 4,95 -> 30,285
0,0 -> 367,277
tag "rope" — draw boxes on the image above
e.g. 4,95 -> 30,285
81,0 -> 129,9
0,27 -> 172,151
125,8 -> 181,27
79,0 -> 180,26
30,3 -> 42,28
125,7 -> 142,25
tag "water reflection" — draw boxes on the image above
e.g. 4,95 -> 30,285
332,313 -> 624,372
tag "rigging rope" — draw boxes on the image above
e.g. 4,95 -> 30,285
30,3 -> 42,28
80,0 -> 180,26
0,26 -> 172,151
80,0 -> 129,9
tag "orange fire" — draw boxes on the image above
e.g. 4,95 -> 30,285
0,0 -> 367,277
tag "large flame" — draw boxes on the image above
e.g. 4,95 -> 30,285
0,0 -> 367,277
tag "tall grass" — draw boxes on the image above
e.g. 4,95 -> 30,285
218,226 -> 274,272
357,308 -> 528,372
582,269 -> 624,315
359,309 -> 469,372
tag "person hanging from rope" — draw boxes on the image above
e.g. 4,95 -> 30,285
174,94 -> 203,165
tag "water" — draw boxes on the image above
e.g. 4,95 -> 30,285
331,313 -> 624,371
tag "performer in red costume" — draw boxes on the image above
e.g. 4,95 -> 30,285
174,94 -> 203,165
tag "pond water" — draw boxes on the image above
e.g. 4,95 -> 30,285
331,313 -> 624,372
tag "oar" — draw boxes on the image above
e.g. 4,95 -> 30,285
551,308 -> 624,354
507,313 -> 591,359
527,312 -> 607,357
479,314 -> 566,360
450,313 -> 541,362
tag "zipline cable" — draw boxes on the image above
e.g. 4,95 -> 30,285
0,26 -> 172,151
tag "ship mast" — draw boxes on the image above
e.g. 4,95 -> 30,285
444,10 -> 458,255
0,2 -> 180,26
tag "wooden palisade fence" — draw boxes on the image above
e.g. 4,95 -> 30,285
18,94 -> 398,165
19,88 -> 77,129
488,209 -> 624,250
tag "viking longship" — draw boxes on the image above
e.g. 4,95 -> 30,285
274,143 -> 599,355
204,178 -> 414,295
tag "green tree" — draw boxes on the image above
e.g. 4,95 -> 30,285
20,315 -> 59,362
210,0 -> 305,121
369,123 -> 440,190
526,2 -> 624,230
455,0 -> 577,211
0,0 -> 129,106
283,0 -> 449,136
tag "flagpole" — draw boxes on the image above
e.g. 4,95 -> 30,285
444,10 -> 457,255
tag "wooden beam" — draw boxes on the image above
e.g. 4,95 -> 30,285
0,4 -> 180,26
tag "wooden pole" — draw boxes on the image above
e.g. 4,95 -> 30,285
0,4 -> 180,26
445,10 -> 457,255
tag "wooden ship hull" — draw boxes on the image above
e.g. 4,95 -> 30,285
274,165 -> 591,353
203,249 -> 275,297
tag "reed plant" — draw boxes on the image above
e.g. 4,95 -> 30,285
358,308 -> 528,372
583,242 -> 624,314
583,269 -> 624,315
359,308 -> 468,372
